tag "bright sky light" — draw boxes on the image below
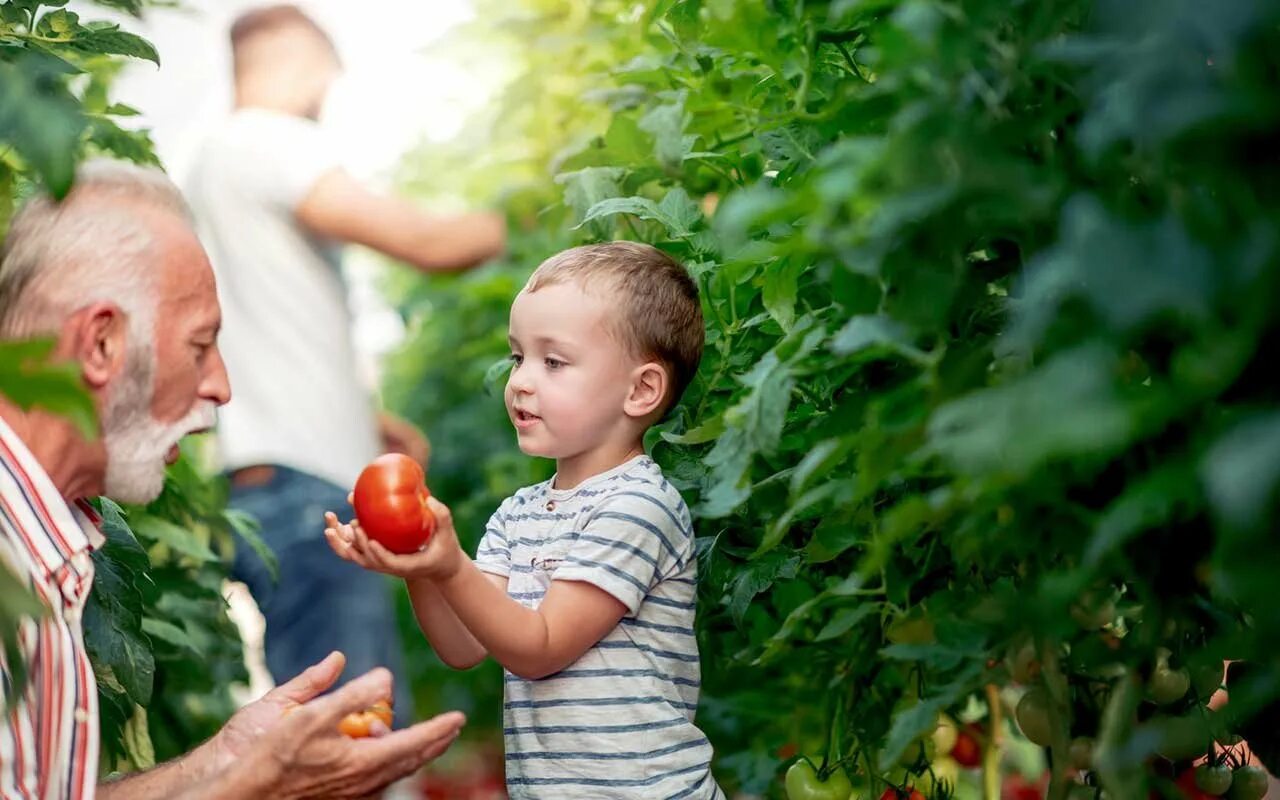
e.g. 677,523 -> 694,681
84,0 -> 493,182
67,0 -> 511,390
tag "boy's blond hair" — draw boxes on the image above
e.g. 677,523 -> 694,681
526,242 -> 704,413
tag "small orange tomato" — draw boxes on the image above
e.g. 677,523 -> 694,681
338,700 -> 394,738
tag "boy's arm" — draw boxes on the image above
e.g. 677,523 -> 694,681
405,575 -> 504,670
325,500 -> 632,678
435,561 -> 627,680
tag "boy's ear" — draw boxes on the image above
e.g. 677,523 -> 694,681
624,361 -> 668,419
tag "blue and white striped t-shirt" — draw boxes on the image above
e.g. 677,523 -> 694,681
474,455 -> 723,799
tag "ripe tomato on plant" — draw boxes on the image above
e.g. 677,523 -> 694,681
1174,767 -> 1216,800
784,760 -> 853,800
950,729 -> 982,768
352,453 -> 436,554
879,788 -> 926,800
337,700 -> 393,738
1002,772 -> 1044,800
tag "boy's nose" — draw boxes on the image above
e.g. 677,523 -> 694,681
508,370 -> 534,395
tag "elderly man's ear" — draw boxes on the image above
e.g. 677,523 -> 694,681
62,302 -> 131,391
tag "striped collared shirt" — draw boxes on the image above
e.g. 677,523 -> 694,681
0,416 -> 103,800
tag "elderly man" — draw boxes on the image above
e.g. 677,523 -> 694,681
0,159 -> 464,799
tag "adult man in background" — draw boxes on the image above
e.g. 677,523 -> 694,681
0,158 -> 465,799
184,4 -> 507,714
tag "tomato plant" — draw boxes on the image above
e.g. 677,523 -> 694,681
785,760 -> 853,800
353,453 -> 436,554
380,0 -> 1280,797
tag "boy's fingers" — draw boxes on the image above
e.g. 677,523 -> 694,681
425,496 -> 450,519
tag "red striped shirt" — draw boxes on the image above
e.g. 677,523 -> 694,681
0,417 -> 103,800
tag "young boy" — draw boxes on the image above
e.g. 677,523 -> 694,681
324,241 -> 723,799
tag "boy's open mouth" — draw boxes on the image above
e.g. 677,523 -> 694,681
514,409 -> 541,426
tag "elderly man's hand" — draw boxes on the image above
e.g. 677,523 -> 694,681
212,651 -> 464,799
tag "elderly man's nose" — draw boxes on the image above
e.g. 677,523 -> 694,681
202,346 -> 232,405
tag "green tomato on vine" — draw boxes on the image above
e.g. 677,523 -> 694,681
785,760 -> 854,800
1226,765 -> 1268,800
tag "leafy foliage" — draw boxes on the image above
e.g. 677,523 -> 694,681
390,0 -> 1280,796
0,0 -> 254,777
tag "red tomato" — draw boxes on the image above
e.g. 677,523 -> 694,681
337,700 -> 393,738
951,730 -> 982,768
1002,773 -> 1045,800
879,789 -> 926,800
352,454 -> 436,554
1174,767 -> 1215,800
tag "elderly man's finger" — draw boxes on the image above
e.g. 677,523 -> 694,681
358,711 -> 466,769
268,651 -> 346,705
311,667 -> 396,724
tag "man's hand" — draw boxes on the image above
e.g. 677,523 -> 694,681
212,652 -> 465,799
325,496 -> 465,582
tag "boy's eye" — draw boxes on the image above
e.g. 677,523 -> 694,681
544,357 -> 566,370
509,353 -> 524,366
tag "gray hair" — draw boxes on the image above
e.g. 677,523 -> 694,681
0,158 -> 192,339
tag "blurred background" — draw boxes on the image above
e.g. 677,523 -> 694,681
3,1 -> 1279,799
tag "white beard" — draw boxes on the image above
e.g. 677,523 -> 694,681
101,343 -> 217,505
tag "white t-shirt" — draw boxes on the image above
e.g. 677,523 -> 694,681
185,108 -> 379,488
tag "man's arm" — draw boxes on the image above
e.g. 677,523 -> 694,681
99,653 -> 465,800
98,743 -> 231,800
294,169 -> 506,272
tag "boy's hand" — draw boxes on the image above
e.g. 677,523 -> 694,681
324,495 -> 465,581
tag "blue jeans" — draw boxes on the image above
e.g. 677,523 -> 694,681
229,465 -> 413,720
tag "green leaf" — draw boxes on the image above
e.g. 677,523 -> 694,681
927,344 -> 1134,478
754,479 -> 854,557
881,696 -> 945,771
0,55 -> 85,197
141,617 -> 204,657
830,314 -> 925,363
1012,196 -> 1215,346
129,515 -> 218,562
578,187 -> 701,238
638,94 -> 689,173
72,26 -> 159,65
1201,412 -> 1280,532
224,508 -> 278,581
701,321 -> 825,518
122,703 -> 156,769
85,538 -> 155,706
815,603 -> 877,642
555,166 -> 625,238
0,339 -> 97,437
761,258 -> 805,330
1,561 -> 46,702
660,414 -> 726,445
789,437 -> 855,497
86,115 -> 159,165
1085,460 -> 1195,567
727,552 -> 800,626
